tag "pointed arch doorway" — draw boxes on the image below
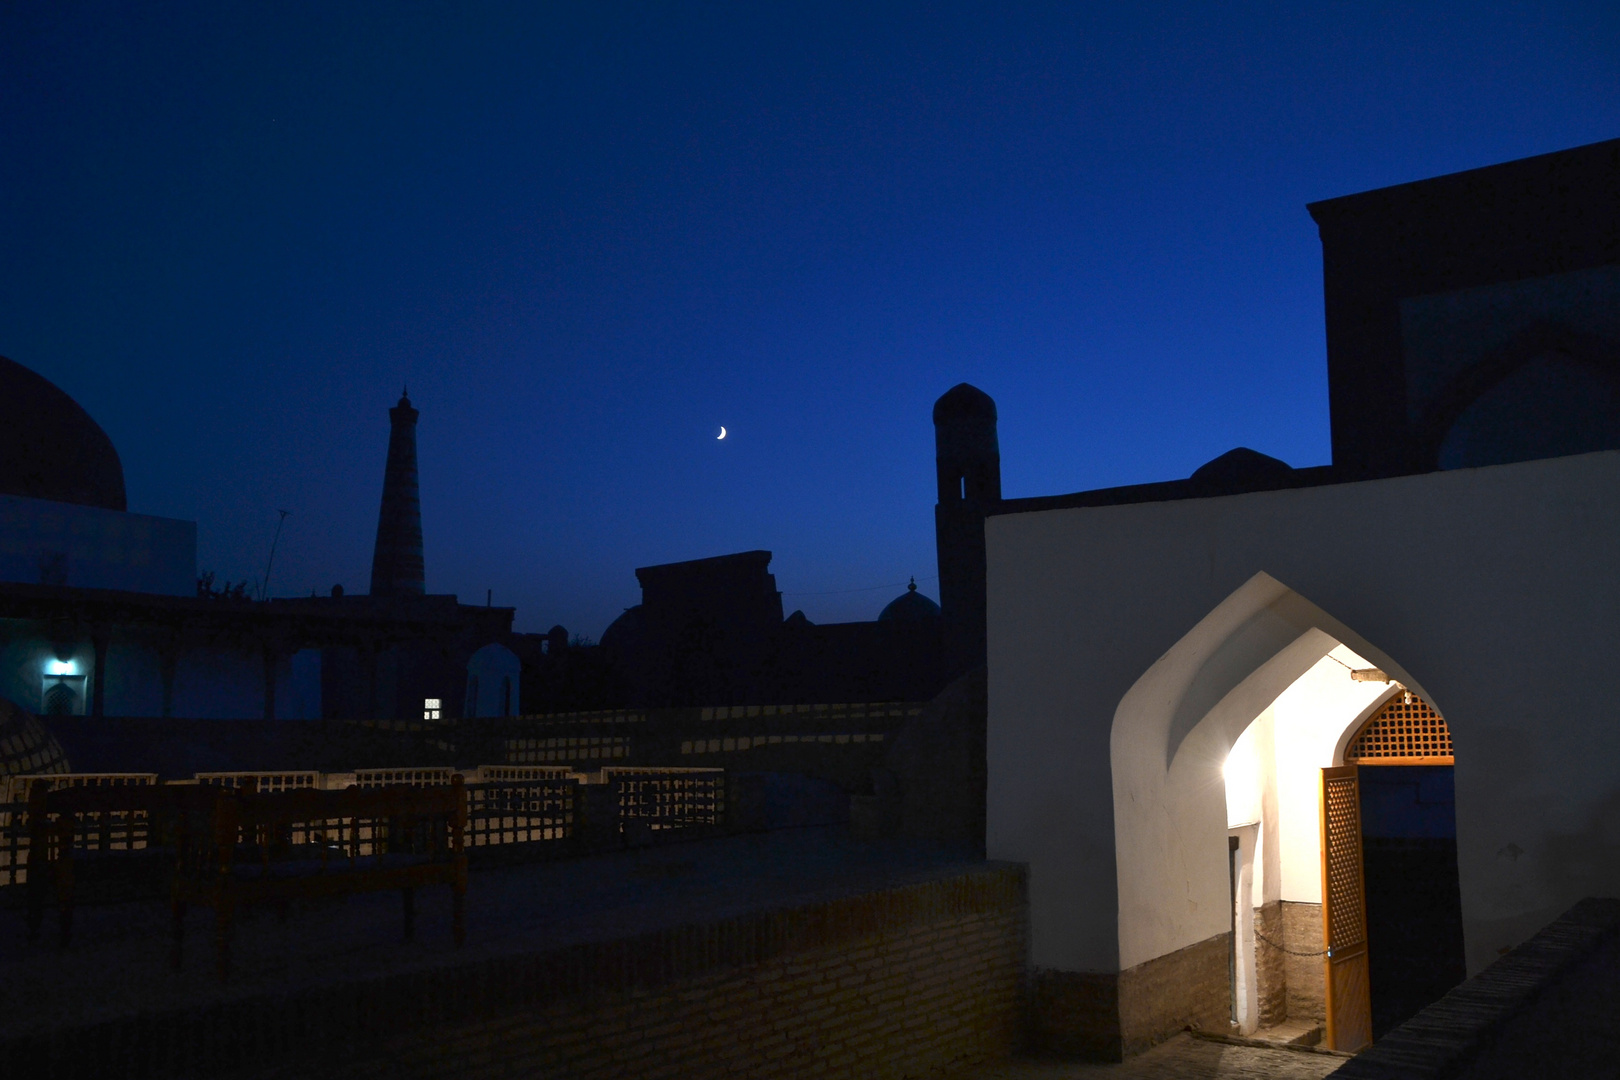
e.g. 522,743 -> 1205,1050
1322,689 -> 1465,1050
1108,573 -> 1474,1058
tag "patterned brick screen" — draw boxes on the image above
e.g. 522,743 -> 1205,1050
610,768 -> 725,831
195,771 -> 319,793
352,767 -> 457,788
466,778 -> 575,847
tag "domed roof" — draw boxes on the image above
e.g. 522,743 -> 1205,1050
879,579 -> 941,622
932,383 -> 997,424
1187,447 -> 1297,497
0,696 -> 70,777
0,356 -> 126,510
599,604 -> 644,652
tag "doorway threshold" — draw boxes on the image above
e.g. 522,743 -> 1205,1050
1192,1019 -> 1348,1057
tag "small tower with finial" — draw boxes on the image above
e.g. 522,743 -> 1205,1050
933,383 -> 1001,676
369,387 -> 425,597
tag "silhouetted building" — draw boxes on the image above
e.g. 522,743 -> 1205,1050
557,551 -> 945,710
520,386 -> 1008,712
0,370 -> 514,724
932,382 -> 1001,678
1309,137 -> 1620,479
0,354 -> 127,512
369,390 -> 426,597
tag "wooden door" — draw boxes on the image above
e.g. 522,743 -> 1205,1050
1321,764 -> 1372,1052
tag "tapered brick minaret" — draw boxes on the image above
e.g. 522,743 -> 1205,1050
369,389 -> 425,597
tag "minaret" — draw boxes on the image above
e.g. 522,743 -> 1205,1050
933,383 -> 1001,677
369,388 -> 425,597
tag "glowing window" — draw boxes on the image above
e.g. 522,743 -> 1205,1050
423,697 -> 441,721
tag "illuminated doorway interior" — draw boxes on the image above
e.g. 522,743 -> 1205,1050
1222,651 -> 1465,1051
42,674 -> 87,716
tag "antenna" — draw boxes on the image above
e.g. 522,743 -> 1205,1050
260,509 -> 291,601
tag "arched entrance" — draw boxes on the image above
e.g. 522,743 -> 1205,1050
1110,572 -> 1467,1055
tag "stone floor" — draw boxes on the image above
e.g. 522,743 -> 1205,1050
969,1034 -> 1349,1079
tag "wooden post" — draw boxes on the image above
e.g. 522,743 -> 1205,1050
25,779 -> 48,943
451,773 -> 467,948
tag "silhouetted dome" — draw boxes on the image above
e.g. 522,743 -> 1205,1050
932,383 -> 997,425
0,356 -> 126,511
600,605 -> 644,652
0,696 -> 70,777
879,579 -> 941,622
1188,447 -> 1297,496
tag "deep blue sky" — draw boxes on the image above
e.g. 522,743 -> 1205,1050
4,4 -> 1617,636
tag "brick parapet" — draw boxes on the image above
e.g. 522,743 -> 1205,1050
5,862 -> 1028,1079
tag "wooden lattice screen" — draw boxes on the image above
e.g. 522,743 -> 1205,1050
1321,765 -> 1372,1052
1345,690 -> 1453,765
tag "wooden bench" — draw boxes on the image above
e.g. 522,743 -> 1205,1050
25,779 -> 220,947
171,776 -> 467,979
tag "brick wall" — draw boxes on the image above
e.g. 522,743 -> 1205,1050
6,864 -> 1027,1080
1283,900 -> 1325,1021
1028,931 -> 1232,1062
1028,902 -> 1322,1062
1028,969 -> 1122,1060
1117,932 -> 1232,1056
1255,900 -> 1287,1026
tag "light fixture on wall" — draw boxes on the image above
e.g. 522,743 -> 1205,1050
44,657 -> 78,677
1349,668 -> 1389,682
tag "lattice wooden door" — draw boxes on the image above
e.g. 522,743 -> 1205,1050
1321,764 -> 1372,1052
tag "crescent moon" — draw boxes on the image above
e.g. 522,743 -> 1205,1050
717,426 -> 727,440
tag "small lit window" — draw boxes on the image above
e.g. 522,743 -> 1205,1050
423,697 -> 441,721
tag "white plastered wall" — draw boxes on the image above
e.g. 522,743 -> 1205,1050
986,449 -> 1620,977
1270,651 -> 1396,904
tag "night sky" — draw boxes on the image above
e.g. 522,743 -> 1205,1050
4,4 -> 1617,637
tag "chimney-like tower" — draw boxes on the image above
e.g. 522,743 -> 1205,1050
369,389 -> 425,597
933,383 -> 1000,677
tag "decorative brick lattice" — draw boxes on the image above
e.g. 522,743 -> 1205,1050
352,767 -> 457,788
466,778 -> 574,847
1346,692 -> 1453,764
611,768 -> 725,831
504,735 -> 630,764
195,771 -> 318,793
